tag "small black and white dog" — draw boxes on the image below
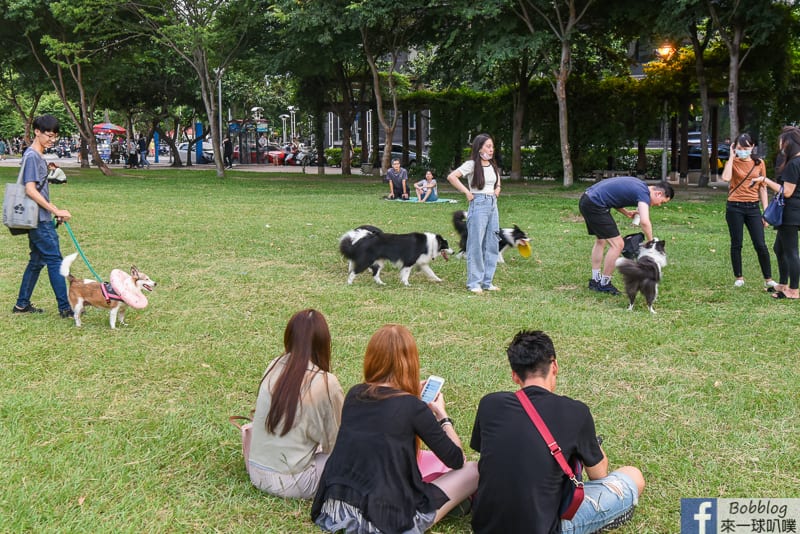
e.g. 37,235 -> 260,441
452,210 -> 530,263
339,225 -> 452,286
615,239 -> 667,313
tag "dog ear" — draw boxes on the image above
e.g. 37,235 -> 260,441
131,266 -> 139,277
655,240 -> 666,252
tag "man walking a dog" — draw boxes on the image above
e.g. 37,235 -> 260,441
470,330 -> 645,534
579,177 -> 673,295
11,114 -> 74,318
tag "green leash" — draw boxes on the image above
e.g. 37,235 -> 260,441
62,220 -> 104,284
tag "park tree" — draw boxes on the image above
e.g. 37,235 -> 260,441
5,0 -> 140,175
512,0 -> 598,186
346,0 -> 439,174
121,0 -> 267,177
426,0 -> 548,179
270,0 -> 369,175
707,0 -> 790,141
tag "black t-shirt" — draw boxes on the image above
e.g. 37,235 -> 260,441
777,157 -> 800,226
470,386 -> 604,534
311,384 -> 464,533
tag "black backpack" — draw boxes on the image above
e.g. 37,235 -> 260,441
621,232 -> 645,259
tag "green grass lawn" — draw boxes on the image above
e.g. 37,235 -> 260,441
1,167 -> 797,533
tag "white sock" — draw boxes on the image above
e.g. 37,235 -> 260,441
592,269 -> 601,281
600,275 -> 611,286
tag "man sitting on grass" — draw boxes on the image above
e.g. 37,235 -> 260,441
470,330 -> 645,534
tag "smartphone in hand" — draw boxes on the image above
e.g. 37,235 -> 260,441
421,375 -> 445,403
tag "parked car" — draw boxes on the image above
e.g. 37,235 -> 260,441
687,144 -> 729,170
176,142 -> 214,164
370,144 -> 427,167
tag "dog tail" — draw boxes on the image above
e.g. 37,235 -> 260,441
616,257 -> 660,281
339,227 -> 378,258
452,210 -> 467,234
59,252 -> 79,279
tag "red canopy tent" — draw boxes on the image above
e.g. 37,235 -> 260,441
92,122 -> 126,135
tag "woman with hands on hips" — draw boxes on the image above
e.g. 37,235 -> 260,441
750,126 -> 800,300
720,133 -> 777,290
447,133 -> 502,293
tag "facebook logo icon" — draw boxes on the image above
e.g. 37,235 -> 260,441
681,498 -> 717,533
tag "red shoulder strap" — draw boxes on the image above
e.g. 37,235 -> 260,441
515,389 -> 585,518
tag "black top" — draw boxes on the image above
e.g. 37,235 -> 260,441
470,386 -> 604,534
777,157 -> 800,226
311,383 -> 464,533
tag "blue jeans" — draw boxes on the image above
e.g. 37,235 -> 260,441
466,194 -> 500,289
726,201 -> 772,279
16,221 -> 71,312
560,471 -> 639,534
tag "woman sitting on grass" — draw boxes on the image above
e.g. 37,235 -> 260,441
248,309 -> 344,499
312,324 -> 478,533
415,171 -> 439,202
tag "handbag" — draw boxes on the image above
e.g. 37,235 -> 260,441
3,158 -> 41,231
515,389 -> 584,520
763,187 -> 784,227
228,415 -> 253,474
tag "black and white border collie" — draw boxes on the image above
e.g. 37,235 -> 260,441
339,225 -> 452,286
615,239 -> 667,313
452,210 -> 530,263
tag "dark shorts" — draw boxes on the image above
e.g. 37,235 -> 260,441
579,194 -> 620,239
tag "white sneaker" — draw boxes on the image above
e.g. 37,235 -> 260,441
765,280 -> 778,290
485,285 -> 501,291
469,287 -> 483,294
734,279 -> 745,287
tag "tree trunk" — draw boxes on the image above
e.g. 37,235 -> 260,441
511,62 -> 529,180
728,27 -> 743,141
556,39 -> 573,186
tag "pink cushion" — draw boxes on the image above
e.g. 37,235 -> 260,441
109,269 -> 148,309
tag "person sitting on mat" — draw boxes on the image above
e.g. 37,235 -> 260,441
415,170 -> 439,202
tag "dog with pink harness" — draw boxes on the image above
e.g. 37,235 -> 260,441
59,252 -> 156,328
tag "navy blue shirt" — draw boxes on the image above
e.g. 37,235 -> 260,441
585,176 -> 650,210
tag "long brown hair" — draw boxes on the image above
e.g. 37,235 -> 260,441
361,324 -> 422,453
266,309 -> 332,436
469,133 -> 499,190
361,324 -> 421,399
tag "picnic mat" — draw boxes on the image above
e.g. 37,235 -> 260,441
385,197 -> 458,204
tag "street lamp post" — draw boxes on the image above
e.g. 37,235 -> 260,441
288,106 -> 298,141
279,114 -> 290,145
655,44 -> 675,181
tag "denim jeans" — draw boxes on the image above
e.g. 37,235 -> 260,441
560,471 -> 639,534
16,221 -> 71,312
466,194 -> 500,289
725,201 -> 772,279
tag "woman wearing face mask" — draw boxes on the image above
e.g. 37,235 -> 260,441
751,126 -> 800,299
721,133 -> 777,290
447,133 -> 502,293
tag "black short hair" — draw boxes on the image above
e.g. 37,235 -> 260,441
32,114 -> 59,134
507,330 -> 556,380
654,181 -> 674,200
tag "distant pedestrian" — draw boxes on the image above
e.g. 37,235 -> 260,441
137,134 -> 149,168
0,138 -> 7,160
223,137 -> 233,169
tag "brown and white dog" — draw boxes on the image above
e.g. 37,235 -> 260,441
59,252 -> 156,328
